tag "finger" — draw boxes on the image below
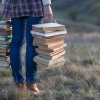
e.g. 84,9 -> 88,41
45,14 -> 53,19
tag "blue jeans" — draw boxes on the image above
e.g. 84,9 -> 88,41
10,16 -> 43,83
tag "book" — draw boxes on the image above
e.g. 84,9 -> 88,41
0,56 -> 10,62
0,48 -> 9,53
0,40 -> 11,45
6,27 -> 12,31
36,48 -> 64,56
33,37 -> 64,45
0,61 -> 10,68
0,36 -> 12,41
0,44 -> 9,48
0,20 -> 11,29
31,30 -> 67,37
34,56 -> 65,66
0,29 -> 12,36
33,39 -> 64,47
39,50 -> 66,60
0,66 -> 10,69
37,61 -> 65,68
0,52 -> 9,56
0,27 -> 12,31
35,42 -> 66,52
33,34 -> 66,39
32,23 -> 66,32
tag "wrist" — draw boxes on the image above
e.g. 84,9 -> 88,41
43,4 -> 50,7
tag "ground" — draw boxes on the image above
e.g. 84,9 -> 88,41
0,32 -> 100,100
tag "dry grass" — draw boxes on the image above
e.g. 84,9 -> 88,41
0,33 -> 100,100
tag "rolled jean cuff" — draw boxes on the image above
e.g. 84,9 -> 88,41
26,78 -> 37,84
14,79 -> 25,83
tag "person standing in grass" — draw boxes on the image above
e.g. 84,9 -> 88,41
2,0 -> 53,95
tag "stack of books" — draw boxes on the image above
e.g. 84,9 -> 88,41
31,23 -> 67,68
0,20 -> 12,68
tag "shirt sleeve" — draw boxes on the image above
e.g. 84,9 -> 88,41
42,0 -> 51,5
2,0 -> 6,4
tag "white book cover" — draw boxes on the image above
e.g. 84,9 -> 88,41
31,30 -> 67,37
32,23 -> 65,28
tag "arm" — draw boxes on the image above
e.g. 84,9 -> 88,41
2,0 -> 6,4
42,0 -> 53,19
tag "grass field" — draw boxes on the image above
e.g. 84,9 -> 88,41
0,32 -> 100,100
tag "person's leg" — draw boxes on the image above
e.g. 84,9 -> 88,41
10,17 -> 26,83
25,16 -> 43,83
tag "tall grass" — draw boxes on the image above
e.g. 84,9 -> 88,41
0,33 -> 100,100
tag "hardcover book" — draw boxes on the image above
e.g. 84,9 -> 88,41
36,48 -> 65,56
33,40 -> 64,47
38,50 -> 66,60
0,52 -> 9,56
0,47 -> 9,53
0,20 -> 11,29
34,56 -> 65,66
37,61 -> 65,68
0,56 -> 10,62
33,34 -> 65,39
33,37 -> 64,45
0,36 -> 12,41
0,40 -> 11,45
31,30 -> 67,37
0,44 -> 10,48
34,43 -> 67,52
32,23 -> 66,32
0,61 -> 10,68
0,29 -> 12,36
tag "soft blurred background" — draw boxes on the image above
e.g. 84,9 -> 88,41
0,0 -> 100,100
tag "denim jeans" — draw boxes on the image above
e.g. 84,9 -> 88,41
10,16 -> 43,83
